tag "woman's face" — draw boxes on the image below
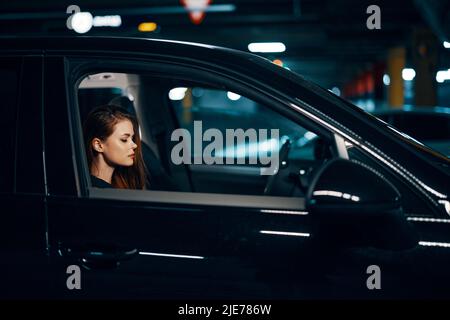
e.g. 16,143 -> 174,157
95,119 -> 137,167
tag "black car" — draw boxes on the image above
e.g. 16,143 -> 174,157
1,37 -> 449,299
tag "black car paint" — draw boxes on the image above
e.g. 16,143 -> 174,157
372,107 -> 450,157
1,37 -> 450,299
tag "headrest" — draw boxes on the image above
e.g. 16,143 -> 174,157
109,96 -> 136,117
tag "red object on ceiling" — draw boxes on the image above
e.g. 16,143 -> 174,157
180,0 -> 212,25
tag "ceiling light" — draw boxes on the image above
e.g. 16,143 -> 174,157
402,68 -> 416,81
169,87 -> 187,100
272,59 -> 283,67
330,87 -> 341,96
138,22 -> 158,32
71,12 -> 93,34
248,42 -> 286,53
436,69 -> 450,83
227,91 -> 241,101
93,15 -> 122,27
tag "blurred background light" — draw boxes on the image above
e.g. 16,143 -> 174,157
169,87 -> 188,100
330,86 -> 341,96
402,68 -> 416,81
227,91 -> 241,101
138,22 -> 158,32
93,15 -> 122,27
71,12 -> 93,34
436,69 -> 450,83
248,42 -> 286,53
272,59 -> 284,67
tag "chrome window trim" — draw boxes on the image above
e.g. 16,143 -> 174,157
89,188 -> 306,210
334,133 -> 349,160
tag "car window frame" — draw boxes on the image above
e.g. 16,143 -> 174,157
65,55 -> 343,209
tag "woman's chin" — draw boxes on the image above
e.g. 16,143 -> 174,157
119,159 -> 134,167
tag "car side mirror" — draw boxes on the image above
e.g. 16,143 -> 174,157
306,158 -> 418,250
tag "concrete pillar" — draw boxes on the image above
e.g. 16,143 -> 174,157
387,47 -> 405,108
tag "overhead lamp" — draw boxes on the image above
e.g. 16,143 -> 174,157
169,87 -> 187,100
71,11 -> 93,34
138,22 -> 158,32
248,42 -> 286,53
227,91 -> 241,101
330,87 -> 341,96
436,69 -> 450,83
93,15 -> 122,27
272,59 -> 283,67
402,68 -> 416,81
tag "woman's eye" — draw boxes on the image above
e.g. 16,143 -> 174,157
121,139 -> 127,143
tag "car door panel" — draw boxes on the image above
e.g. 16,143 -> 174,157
189,164 -> 266,194
46,193 -> 315,298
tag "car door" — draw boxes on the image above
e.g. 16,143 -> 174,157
42,52 -> 341,299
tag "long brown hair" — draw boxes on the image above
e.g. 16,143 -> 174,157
83,104 -> 146,189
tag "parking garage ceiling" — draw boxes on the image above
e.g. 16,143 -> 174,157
1,0 -> 449,89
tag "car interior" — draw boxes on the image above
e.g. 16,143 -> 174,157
77,72 -> 336,197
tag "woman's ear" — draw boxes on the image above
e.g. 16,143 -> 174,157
92,138 -> 104,153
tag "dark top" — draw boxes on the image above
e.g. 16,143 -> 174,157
90,175 -> 113,188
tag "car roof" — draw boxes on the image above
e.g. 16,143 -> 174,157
0,36 -> 268,65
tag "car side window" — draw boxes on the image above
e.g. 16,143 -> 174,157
170,86 -> 319,162
166,84 -> 333,196
0,58 -> 21,193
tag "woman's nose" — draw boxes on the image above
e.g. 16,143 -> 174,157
131,142 -> 137,149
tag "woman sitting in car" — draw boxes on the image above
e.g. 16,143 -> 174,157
83,104 -> 147,189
